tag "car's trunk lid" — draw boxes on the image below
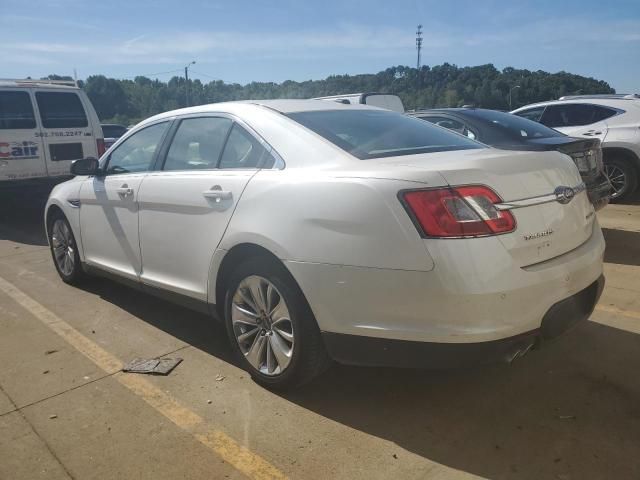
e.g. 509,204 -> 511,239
364,148 -> 596,267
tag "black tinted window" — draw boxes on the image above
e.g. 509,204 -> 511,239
106,122 -> 168,174
220,124 -> 274,169
164,117 -> 232,171
288,110 -> 482,159
541,104 -> 617,128
36,92 -> 88,128
0,91 -> 36,129
102,125 -> 127,138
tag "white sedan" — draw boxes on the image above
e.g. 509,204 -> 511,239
45,100 -> 605,388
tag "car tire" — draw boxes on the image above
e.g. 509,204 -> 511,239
48,211 -> 85,284
604,157 -> 638,203
224,256 -> 330,389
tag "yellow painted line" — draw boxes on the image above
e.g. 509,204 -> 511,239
595,304 -> 640,321
0,275 -> 287,480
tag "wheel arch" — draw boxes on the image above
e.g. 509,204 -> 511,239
602,146 -> 640,173
44,198 -> 85,261
212,242 -> 300,317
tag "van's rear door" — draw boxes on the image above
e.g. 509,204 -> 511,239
34,89 -> 96,178
0,89 -> 47,182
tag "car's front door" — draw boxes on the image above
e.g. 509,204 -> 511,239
79,121 -> 170,280
138,116 -> 277,300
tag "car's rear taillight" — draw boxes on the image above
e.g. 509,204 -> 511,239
401,185 -> 516,238
96,138 -> 106,157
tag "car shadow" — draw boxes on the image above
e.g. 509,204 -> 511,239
0,188 -> 50,247
283,321 -> 640,479
602,228 -> 640,266
74,274 -> 640,479
76,276 -> 237,366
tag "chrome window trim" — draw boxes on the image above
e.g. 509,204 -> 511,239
161,112 -> 285,172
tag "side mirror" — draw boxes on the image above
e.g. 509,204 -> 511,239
71,157 -> 100,176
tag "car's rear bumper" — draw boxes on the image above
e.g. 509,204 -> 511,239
286,221 -> 605,345
586,173 -> 611,211
322,275 -> 604,368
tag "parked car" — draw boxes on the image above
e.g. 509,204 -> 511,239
0,79 -> 105,188
313,92 -> 405,112
45,100 -> 605,389
411,107 -> 611,210
101,123 -> 128,150
512,94 -> 640,201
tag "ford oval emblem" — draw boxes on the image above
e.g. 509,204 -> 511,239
554,186 -> 575,205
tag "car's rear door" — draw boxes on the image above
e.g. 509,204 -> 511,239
34,89 -> 97,178
0,88 -> 47,181
138,115 -> 276,301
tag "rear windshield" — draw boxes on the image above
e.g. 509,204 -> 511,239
102,125 -> 127,138
464,109 -> 564,139
287,109 -> 483,159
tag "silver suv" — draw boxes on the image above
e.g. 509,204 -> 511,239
512,94 -> 640,201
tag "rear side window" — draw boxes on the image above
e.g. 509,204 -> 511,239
288,110 -> 482,159
0,91 -> 36,129
164,117 -> 232,171
36,92 -> 88,128
514,106 -> 545,123
541,104 -> 618,128
219,124 -> 275,169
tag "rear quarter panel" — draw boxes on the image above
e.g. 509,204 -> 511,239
215,169 -> 441,272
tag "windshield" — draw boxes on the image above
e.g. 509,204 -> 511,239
464,109 -> 564,140
287,109 -> 483,159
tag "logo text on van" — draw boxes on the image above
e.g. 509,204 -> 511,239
0,141 -> 39,160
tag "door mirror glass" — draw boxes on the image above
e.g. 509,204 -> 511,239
71,157 -> 100,176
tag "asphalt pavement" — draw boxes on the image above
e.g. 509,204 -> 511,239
0,188 -> 639,480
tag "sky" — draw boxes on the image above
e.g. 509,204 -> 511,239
1,0 -> 639,92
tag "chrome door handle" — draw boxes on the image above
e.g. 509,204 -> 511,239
115,184 -> 134,197
202,186 -> 232,202
583,130 -> 602,136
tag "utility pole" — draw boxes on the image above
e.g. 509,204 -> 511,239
184,60 -> 196,107
509,85 -> 521,109
416,25 -> 423,70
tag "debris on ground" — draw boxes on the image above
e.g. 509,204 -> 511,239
42,370 -> 49,374
558,415 -> 576,420
215,374 -> 225,382
392,454 -> 398,459
207,400 -> 212,404
122,357 -> 182,375
49,414 -> 57,420
44,349 -> 58,355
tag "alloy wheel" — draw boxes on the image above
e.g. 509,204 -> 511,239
231,275 -> 295,376
604,164 -> 627,199
51,219 -> 76,277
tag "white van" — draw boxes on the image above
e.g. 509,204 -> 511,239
312,93 -> 405,113
0,79 -> 104,187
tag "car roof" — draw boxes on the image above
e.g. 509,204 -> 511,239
0,79 -> 80,90
513,97 -> 640,111
411,108 -> 489,115
139,99 -> 378,126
